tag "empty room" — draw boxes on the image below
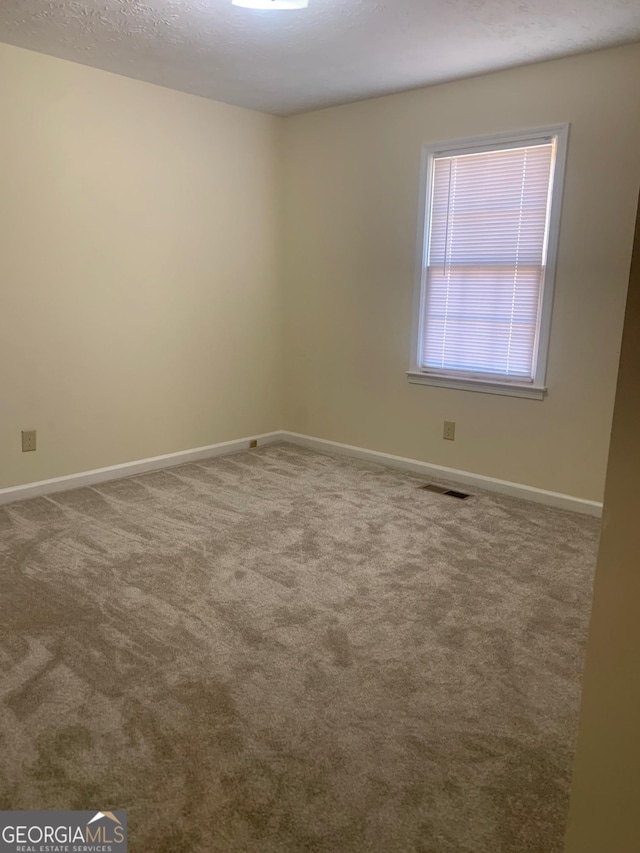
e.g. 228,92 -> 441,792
1,1 -> 639,851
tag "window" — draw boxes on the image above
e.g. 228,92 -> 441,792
408,125 -> 568,399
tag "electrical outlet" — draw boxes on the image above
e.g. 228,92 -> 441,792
249,440 -> 258,449
443,421 -> 456,441
22,430 -> 37,452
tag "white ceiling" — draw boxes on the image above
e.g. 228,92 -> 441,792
1,0 -> 639,115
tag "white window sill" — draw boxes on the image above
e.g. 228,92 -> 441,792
406,371 -> 546,400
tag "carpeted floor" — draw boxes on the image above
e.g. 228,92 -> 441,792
0,443 -> 599,852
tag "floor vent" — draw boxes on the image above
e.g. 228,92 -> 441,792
420,483 -> 471,500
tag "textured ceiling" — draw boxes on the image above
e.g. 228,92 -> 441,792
1,0 -> 639,115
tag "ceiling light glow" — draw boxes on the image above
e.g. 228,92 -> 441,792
232,0 -> 308,9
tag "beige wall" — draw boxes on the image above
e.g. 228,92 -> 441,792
0,43 -> 283,490
2,42 -> 639,501
564,199 -> 640,851
281,44 -> 640,501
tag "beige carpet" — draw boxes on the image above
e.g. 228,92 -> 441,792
0,443 -> 599,852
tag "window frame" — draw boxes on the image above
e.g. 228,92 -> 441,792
408,124 -> 570,400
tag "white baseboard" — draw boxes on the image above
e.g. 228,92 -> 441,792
0,428 -> 602,517
281,431 -> 603,517
0,431 -> 285,507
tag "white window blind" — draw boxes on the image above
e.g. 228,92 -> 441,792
421,140 -> 557,382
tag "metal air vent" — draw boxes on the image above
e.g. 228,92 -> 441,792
420,483 -> 471,500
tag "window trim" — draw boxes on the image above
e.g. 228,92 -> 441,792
408,124 -> 570,400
